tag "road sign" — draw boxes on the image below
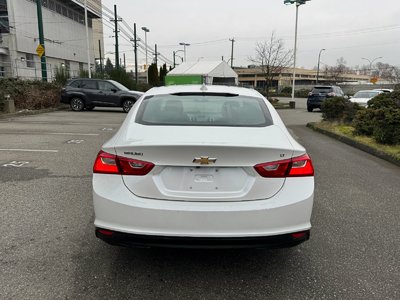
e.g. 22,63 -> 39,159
370,77 -> 379,84
36,44 -> 45,58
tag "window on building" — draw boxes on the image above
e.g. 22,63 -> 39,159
68,9 -> 73,20
26,54 -> 35,68
62,6 -> 68,17
79,62 -> 84,72
55,3 -> 62,14
0,66 -> 5,77
0,0 -> 9,34
42,0 -> 48,8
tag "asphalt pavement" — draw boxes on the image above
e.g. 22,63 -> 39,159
0,106 -> 399,299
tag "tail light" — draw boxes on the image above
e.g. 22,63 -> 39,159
93,150 -> 154,176
254,154 -> 314,178
327,92 -> 336,97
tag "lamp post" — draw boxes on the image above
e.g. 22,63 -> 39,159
316,48 -> 326,85
362,56 -> 382,79
284,0 -> 310,108
141,27 -> 150,70
179,42 -> 190,62
84,0 -> 91,78
173,50 -> 184,68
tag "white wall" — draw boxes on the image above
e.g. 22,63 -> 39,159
6,0 -> 98,79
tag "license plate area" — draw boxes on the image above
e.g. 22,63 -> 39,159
157,166 -> 252,194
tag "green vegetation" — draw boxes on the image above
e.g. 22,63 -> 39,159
317,91 -> 400,151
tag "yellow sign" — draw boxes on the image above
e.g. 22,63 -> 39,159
370,77 -> 378,84
36,44 -> 45,58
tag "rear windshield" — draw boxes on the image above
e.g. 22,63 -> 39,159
311,87 -> 333,94
135,94 -> 273,127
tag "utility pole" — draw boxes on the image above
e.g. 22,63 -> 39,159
112,5 -> 122,69
36,0 -> 47,81
98,40 -> 103,74
134,23 -> 138,84
229,38 -> 235,68
173,51 -> 176,68
123,53 -> 126,69
155,44 -> 158,67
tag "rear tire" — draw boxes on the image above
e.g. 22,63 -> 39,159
70,97 -> 84,111
122,99 -> 135,113
307,106 -> 313,112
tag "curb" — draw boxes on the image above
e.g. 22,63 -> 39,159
307,122 -> 400,167
0,106 -> 69,119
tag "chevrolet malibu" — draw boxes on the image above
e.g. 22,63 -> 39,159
93,85 -> 314,248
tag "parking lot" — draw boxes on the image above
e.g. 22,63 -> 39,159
1,107 -> 399,299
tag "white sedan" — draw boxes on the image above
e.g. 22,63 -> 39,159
350,90 -> 383,107
93,85 -> 314,248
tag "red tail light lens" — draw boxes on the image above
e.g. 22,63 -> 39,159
327,92 -> 336,97
93,151 -> 119,174
93,150 -> 154,176
254,154 -> 314,178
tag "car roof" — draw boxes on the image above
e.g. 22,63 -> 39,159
144,85 -> 262,98
313,86 -> 335,88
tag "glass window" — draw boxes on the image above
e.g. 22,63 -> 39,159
311,87 -> 333,94
0,0 -> 9,34
98,81 -> 116,91
136,94 -> 273,127
26,53 -> 35,68
80,80 -> 97,90
69,80 -> 81,88
108,80 -> 129,91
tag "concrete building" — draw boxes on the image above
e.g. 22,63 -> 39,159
236,66 -> 370,91
0,0 -> 103,80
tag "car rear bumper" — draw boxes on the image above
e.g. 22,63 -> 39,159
95,228 -> 310,249
93,175 -> 314,244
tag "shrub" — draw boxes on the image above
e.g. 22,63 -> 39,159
0,78 -> 61,110
353,109 -> 376,136
321,97 -> 361,122
294,89 -> 310,98
280,86 -> 292,94
368,91 -> 400,109
372,108 -> 400,145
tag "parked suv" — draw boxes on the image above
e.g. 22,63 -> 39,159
61,79 -> 144,113
307,85 -> 345,112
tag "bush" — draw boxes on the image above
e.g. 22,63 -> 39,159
321,97 -> 361,123
353,109 -> 376,136
280,86 -> 292,94
0,78 -> 61,110
372,108 -> 400,145
294,89 -> 310,98
367,91 -> 400,109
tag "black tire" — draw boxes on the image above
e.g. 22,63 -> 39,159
307,106 -> 313,112
70,97 -> 85,111
86,106 -> 95,111
122,99 -> 135,113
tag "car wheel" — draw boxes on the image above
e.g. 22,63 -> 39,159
86,106 -> 95,111
122,99 -> 135,113
70,97 -> 85,111
307,106 -> 313,112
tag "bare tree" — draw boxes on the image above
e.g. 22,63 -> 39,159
249,33 -> 293,97
327,57 -> 349,84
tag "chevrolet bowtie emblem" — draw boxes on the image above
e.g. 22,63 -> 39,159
193,156 -> 217,165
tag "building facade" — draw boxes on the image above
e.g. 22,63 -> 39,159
0,0 -> 103,80
235,66 -> 370,91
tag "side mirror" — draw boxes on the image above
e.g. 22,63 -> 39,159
111,88 -> 118,93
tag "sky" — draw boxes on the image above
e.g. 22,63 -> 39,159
101,0 -> 400,70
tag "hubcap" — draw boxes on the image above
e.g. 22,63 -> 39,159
123,100 -> 133,112
71,98 -> 83,110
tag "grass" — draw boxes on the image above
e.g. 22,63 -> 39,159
314,122 -> 400,160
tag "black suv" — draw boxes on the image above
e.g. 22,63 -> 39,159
307,85 -> 345,112
61,79 -> 144,113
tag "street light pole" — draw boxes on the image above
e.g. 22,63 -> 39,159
316,48 -> 326,85
84,0 -> 91,78
284,0 -> 310,109
179,42 -> 190,62
361,56 -> 383,77
141,27 -> 150,70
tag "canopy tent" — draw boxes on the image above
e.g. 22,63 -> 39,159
166,61 -> 238,86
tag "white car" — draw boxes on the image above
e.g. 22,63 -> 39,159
350,90 -> 383,107
93,85 -> 314,248
373,88 -> 393,94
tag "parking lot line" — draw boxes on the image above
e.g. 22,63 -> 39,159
0,132 -> 100,136
0,149 -> 59,153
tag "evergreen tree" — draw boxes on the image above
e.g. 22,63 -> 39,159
105,58 -> 114,75
148,63 -> 159,86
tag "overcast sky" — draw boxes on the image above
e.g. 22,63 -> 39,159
102,0 -> 400,70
